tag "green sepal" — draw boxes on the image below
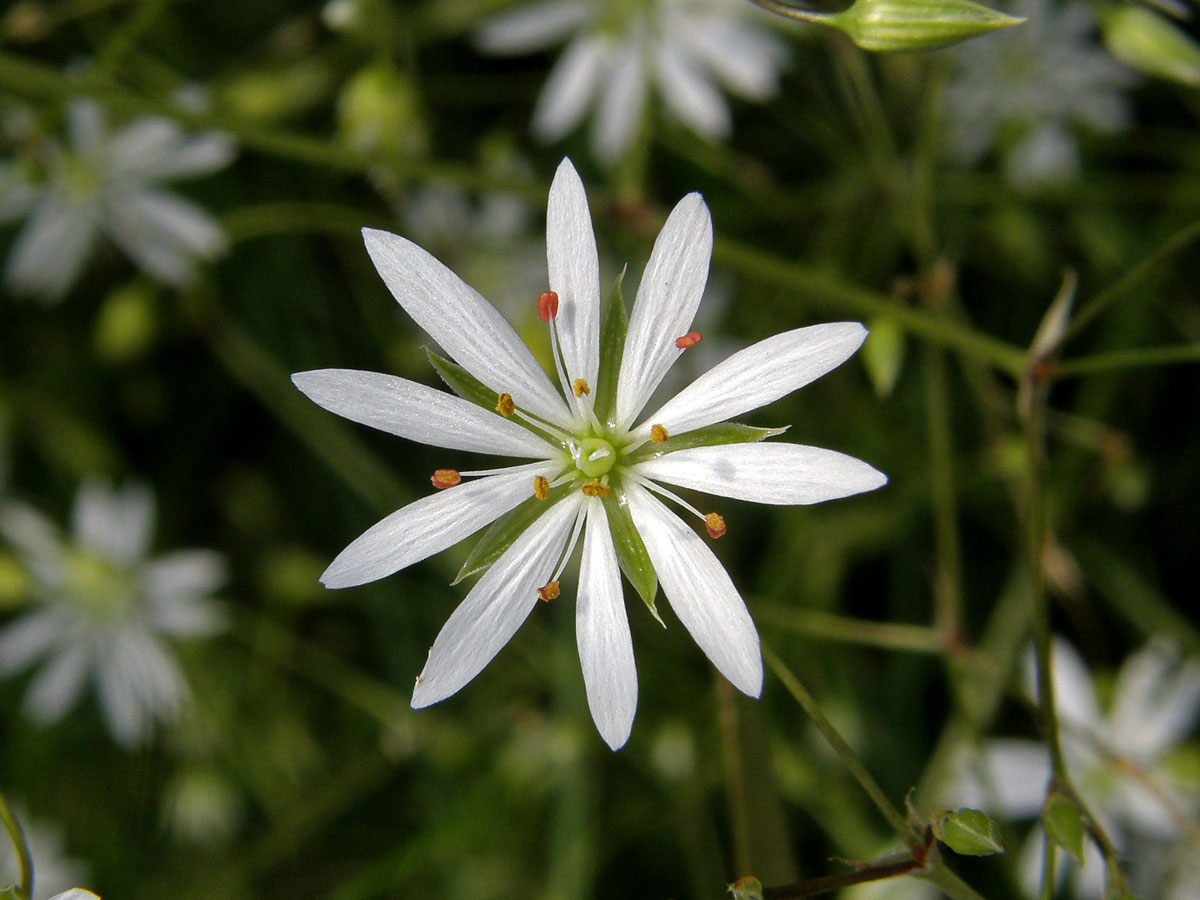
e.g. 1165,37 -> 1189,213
593,266 -> 628,428
603,488 -> 660,625
624,423 -> 787,464
454,483 -> 574,584
1043,791 -> 1086,865
426,346 -> 498,411
931,807 -> 1005,856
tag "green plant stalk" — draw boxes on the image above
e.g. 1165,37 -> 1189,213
717,676 -> 754,876
925,346 -> 964,640
0,788 -> 31,900
756,606 -> 944,653
763,644 -> 909,839
1053,342 -> 1200,377
1037,831 -> 1056,900
93,0 -> 171,77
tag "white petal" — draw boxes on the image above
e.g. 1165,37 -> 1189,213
412,492 -> 584,708
361,228 -> 571,426
532,34 -> 606,141
634,323 -> 868,439
637,443 -> 886,505
1023,638 -> 1102,731
475,0 -> 590,53
0,163 -> 40,223
577,498 -> 637,749
321,465 -> 558,588
546,159 -> 601,402
142,550 -> 227,602
107,119 -> 234,181
4,195 -> 98,300
654,40 -> 731,140
0,608 -> 70,674
67,100 -> 105,155
681,18 -> 787,100
624,482 -> 761,696
614,194 -> 712,429
72,481 -> 155,565
24,642 -> 92,726
1108,642 -> 1200,760
592,35 -> 647,162
292,369 -> 557,458
105,189 -> 226,284
954,738 -> 1051,818
0,501 -> 66,579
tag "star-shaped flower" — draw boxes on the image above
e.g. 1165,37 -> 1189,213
0,99 -> 234,301
474,0 -> 788,162
293,158 -> 885,749
0,481 -> 227,746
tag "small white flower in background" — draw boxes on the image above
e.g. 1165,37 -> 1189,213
0,481 -> 226,747
942,0 -> 1136,188
952,638 -> 1200,898
293,158 -> 885,749
0,99 -> 234,301
475,0 -> 789,162
0,810 -> 90,900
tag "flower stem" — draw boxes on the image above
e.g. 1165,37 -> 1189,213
1052,342 -> 1200,377
0,788 -> 32,900
716,676 -> 753,876
763,644 -> 909,839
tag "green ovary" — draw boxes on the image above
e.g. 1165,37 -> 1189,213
577,437 -> 617,477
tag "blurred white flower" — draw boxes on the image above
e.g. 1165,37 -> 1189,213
0,810 -> 90,900
954,638 -> 1200,897
293,158 -> 885,749
942,0 -> 1136,188
475,0 -> 788,162
0,481 -> 226,746
0,99 -> 234,301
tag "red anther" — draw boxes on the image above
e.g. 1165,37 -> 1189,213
704,512 -> 726,539
431,469 -> 461,490
675,331 -> 702,349
538,290 -> 560,321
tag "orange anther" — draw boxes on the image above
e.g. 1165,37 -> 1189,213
538,581 -> 561,602
581,481 -> 611,497
496,393 -> 515,417
538,290 -> 560,321
572,378 -> 590,397
704,512 -> 726,539
431,469 -> 461,490
533,475 -> 549,501
650,424 -> 669,444
675,331 -> 702,349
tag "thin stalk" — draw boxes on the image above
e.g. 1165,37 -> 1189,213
0,789 -> 32,900
755,606 -> 945,654
92,0 -> 170,77
1053,343 -> 1200,377
716,676 -> 753,876
925,346 -> 964,640
763,644 -> 909,839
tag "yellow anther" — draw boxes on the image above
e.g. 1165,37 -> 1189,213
650,424 -> 669,444
581,480 -> 611,497
431,469 -> 461,490
496,393 -> 515,417
704,512 -> 726,539
533,475 -> 550,501
538,581 -> 561,602
572,378 -> 591,397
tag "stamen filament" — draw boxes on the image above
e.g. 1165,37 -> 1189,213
459,460 -> 564,479
548,503 -> 588,586
628,472 -> 707,522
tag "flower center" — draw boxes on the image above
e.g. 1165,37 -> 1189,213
65,550 -> 137,622
576,437 -> 616,477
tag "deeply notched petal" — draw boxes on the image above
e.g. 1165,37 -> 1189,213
413,494 -> 584,708
577,498 -> 637,749
362,228 -> 572,426
615,193 -> 713,428
292,368 -> 557,458
322,466 -> 557,588
635,323 -> 867,439
547,159 -> 601,401
625,483 -> 762,697
636,443 -> 887,505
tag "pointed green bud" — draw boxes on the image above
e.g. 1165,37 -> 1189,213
931,807 -> 1005,856
1043,791 -> 1086,865
728,876 -> 764,900
1100,5 -> 1200,88
828,0 -> 1025,52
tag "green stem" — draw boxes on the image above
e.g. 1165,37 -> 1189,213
712,236 -> 1027,375
1053,343 -> 1200,377
92,0 -> 170,77
1067,217 -> 1200,341
925,346 -> 963,640
0,789 -> 32,900
756,606 -> 945,654
716,676 -> 753,877
763,644 -> 909,839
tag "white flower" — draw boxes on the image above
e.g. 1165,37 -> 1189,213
293,158 -> 885,749
475,0 -> 789,162
0,810 -> 90,900
0,481 -> 226,746
942,0 -> 1136,188
952,638 -> 1200,898
0,99 -> 234,301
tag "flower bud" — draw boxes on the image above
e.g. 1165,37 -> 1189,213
1100,5 -> 1200,88
828,0 -> 1024,52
